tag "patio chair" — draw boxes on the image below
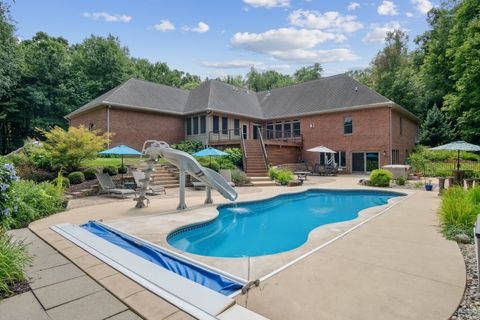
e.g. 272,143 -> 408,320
95,173 -> 136,198
131,170 -> 166,196
191,177 -> 206,190
219,169 -> 235,187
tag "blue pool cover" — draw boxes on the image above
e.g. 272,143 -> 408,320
81,221 -> 243,296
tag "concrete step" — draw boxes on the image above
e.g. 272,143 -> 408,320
250,181 -> 276,186
250,177 -> 272,181
163,184 -> 179,188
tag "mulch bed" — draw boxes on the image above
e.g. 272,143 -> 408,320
450,243 -> 480,319
0,280 -> 30,300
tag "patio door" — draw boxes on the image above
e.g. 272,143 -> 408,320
253,125 -> 262,139
351,152 -> 380,172
352,152 -> 365,172
242,125 -> 248,139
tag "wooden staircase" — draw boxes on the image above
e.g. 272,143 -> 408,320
243,140 -> 269,177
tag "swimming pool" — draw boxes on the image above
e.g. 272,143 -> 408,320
168,189 -> 404,258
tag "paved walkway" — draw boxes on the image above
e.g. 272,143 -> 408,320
0,228 -> 142,320
8,176 -> 466,320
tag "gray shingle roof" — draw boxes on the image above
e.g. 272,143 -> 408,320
258,74 -> 392,118
67,74 -> 402,120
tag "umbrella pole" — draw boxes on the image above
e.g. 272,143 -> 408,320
457,150 -> 460,170
121,155 -> 124,185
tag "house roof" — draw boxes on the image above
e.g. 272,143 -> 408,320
66,74 -> 416,121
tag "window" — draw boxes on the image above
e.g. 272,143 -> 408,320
283,122 -> 292,138
400,117 -> 403,135
344,116 -> 353,135
213,116 -> 219,132
334,151 -> 346,167
275,123 -> 282,139
222,117 -> 228,134
266,123 -> 274,139
88,123 -> 95,131
234,119 -> 240,136
193,116 -> 199,135
293,121 -> 301,137
186,118 -> 192,135
392,150 -> 400,164
200,116 -> 206,134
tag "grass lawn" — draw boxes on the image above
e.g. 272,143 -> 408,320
82,157 -> 170,168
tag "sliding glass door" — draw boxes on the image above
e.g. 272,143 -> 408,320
351,152 -> 379,172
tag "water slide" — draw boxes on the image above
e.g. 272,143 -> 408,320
139,141 -> 237,209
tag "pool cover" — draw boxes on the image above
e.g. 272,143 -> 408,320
81,221 -> 243,296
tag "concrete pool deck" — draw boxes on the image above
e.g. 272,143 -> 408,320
28,175 -> 466,320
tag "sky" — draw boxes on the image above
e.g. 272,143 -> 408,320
9,0 -> 437,79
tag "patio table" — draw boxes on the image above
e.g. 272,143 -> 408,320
294,171 -> 309,181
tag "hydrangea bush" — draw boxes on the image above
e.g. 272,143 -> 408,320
0,157 -> 19,222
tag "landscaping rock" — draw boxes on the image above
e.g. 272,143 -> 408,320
455,234 -> 472,244
288,180 -> 303,187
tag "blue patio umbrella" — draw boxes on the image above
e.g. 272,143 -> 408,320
99,144 -> 143,171
193,147 -> 228,165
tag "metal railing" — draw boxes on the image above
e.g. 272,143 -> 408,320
257,127 -> 269,167
208,129 -> 241,142
262,128 -> 303,144
240,130 -> 247,172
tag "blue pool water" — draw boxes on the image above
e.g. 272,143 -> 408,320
168,189 -> 403,258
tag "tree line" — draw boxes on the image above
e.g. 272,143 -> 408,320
1,0 -> 479,154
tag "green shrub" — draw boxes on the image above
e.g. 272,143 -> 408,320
224,148 -> 243,167
82,167 -> 98,180
171,140 -> 204,154
395,176 -> 406,186
268,167 -> 279,180
216,157 -> 236,170
118,166 -> 127,174
0,158 -> 18,221
369,169 -> 393,187
4,181 -> 64,229
196,157 -> 220,172
0,228 -> 31,298
277,169 -> 294,185
439,186 -> 480,241
67,171 -> 85,185
231,169 -> 251,185
53,176 -> 70,190
102,166 -> 118,176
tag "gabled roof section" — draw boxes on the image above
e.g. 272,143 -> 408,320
66,78 -> 189,118
258,74 -> 393,118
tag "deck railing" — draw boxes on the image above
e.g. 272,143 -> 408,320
257,127 -> 269,167
208,129 -> 241,143
262,129 -> 303,144
240,130 -> 247,172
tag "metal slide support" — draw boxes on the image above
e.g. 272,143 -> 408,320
205,186 -> 213,204
475,214 -> 480,293
177,170 -> 187,210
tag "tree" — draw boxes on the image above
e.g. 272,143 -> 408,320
38,126 -> 111,171
217,75 -> 245,87
294,63 -> 323,82
419,105 -> 454,146
443,0 -> 480,144
246,68 -> 295,92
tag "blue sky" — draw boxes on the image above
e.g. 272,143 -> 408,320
9,0 -> 437,78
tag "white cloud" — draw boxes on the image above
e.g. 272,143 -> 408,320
202,60 -> 263,68
377,1 -> 399,16
258,64 -> 291,71
243,0 -> 290,8
184,22 -> 210,33
232,28 -> 339,53
411,0 -> 433,14
231,28 -> 357,63
362,22 -> 402,43
347,2 -> 360,11
288,10 -> 363,34
154,20 -> 175,32
270,48 -> 358,63
406,12 -> 414,17
83,12 -> 132,23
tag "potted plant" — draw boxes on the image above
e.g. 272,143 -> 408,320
425,179 -> 433,191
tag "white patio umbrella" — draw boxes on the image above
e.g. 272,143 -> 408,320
307,146 -> 337,165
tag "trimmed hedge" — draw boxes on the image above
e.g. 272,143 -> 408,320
82,167 -> 97,180
67,171 -> 85,185
369,169 -> 393,187
102,166 -> 118,176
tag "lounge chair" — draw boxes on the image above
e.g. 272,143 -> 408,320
131,170 -> 166,196
95,173 -> 136,198
219,169 -> 235,187
191,177 -> 206,190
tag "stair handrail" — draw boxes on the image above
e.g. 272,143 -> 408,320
257,127 -> 269,167
240,130 -> 248,172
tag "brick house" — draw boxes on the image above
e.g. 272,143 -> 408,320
66,74 -> 418,175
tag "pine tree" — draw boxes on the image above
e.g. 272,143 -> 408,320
419,105 -> 454,146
